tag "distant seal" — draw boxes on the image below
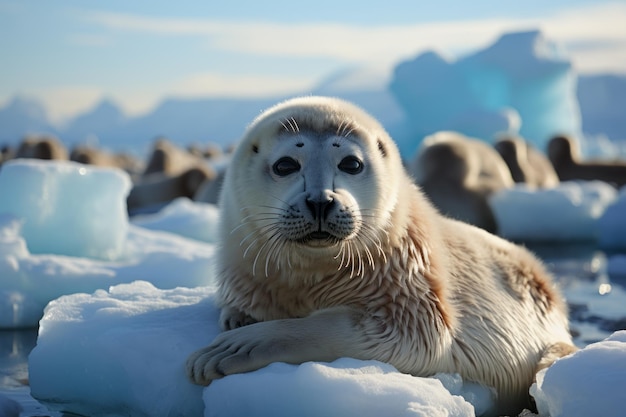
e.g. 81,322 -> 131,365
143,138 -> 206,176
495,135 -> 559,188
186,97 -> 575,415
548,135 -> 626,188
410,131 -> 514,233
70,146 -> 143,177
127,166 -> 215,215
15,135 -> 68,160
128,138 -> 218,214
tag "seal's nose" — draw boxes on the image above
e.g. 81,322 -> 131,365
305,195 -> 335,222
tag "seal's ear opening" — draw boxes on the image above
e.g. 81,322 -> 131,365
252,144 -> 259,154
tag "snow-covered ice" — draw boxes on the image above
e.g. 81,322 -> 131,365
0,159 -> 131,260
28,281 -> 493,417
531,331 -> 626,417
131,197 -> 220,244
0,214 -> 217,328
489,181 -> 617,242
0,160 -> 217,328
28,282 -> 214,417
205,360 -> 490,417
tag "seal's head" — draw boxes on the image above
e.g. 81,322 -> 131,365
219,96 -> 406,279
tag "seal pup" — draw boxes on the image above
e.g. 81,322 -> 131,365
186,97 -> 575,415
495,135 -> 559,188
410,131 -> 514,233
547,135 -> 626,188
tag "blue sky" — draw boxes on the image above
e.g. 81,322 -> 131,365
1,0 -> 625,122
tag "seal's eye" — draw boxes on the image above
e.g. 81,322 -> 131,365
272,157 -> 300,176
338,155 -> 363,175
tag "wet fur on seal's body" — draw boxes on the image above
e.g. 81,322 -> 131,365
186,96 -> 575,415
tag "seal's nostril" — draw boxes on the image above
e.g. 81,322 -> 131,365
305,197 -> 335,221
305,199 -> 318,219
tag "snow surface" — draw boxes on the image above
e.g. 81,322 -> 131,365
29,281 -> 495,417
531,331 -> 626,417
489,181 -> 618,242
131,197 -> 220,244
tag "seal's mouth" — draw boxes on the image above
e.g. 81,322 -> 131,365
308,231 -> 332,240
296,231 -> 340,247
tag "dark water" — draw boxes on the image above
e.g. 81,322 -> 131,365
0,329 -> 62,416
1,244 -> 624,417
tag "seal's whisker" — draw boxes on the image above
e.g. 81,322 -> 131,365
361,241 -> 375,270
355,242 -> 364,277
348,242 -> 356,278
232,216 -> 282,234
336,120 -> 349,137
263,230 -> 284,277
343,127 -> 356,138
243,236 -> 261,258
239,222 -> 282,245
336,120 -> 343,137
279,119 -> 290,132
241,224 -> 281,258
335,241 -> 347,270
252,228 -> 282,277
291,117 -> 299,133
268,236 -> 285,272
357,223 -> 387,265
282,117 -> 297,134
238,204 -> 289,214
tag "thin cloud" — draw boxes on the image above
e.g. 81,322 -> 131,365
78,3 -> 626,70
171,72 -> 315,98
67,34 -> 113,47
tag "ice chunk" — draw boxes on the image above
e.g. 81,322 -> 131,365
490,181 -> 617,241
29,282 -> 492,417
390,30 -> 581,156
531,331 -> 626,417
131,197 -> 220,243
29,282 -> 216,417
0,214 -> 217,328
205,360 -> 479,417
0,159 -> 131,260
